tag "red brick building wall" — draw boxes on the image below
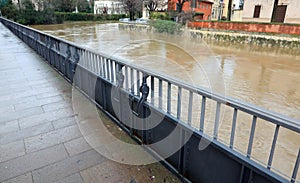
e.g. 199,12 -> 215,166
188,21 -> 300,35
168,0 -> 213,20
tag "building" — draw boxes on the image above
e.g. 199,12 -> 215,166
220,0 -> 229,18
212,0 -> 244,21
94,0 -> 125,14
242,0 -> 300,23
211,0 -> 222,20
231,0 -> 244,21
211,0 -> 242,20
168,0 -> 213,20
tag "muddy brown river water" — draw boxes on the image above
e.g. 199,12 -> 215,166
32,22 -> 300,180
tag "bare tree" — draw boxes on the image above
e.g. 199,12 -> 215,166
144,0 -> 157,12
121,0 -> 142,20
144,0 -> 167,16
176,0 -> 189,13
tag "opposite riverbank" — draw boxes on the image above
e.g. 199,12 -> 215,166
119,22 -> 300,49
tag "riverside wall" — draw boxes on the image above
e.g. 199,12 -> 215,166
118,22 -> 300,49
188,21 -> 300,35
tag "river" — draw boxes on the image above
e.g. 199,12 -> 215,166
31,21 -> 300,180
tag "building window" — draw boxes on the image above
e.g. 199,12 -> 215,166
253,5 -> 261,18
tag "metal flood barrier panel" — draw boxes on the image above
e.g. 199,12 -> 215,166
1,17 -> 299,183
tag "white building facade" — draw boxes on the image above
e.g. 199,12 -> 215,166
94,0 -> 125,14
242,0 -> 300,23
211,0 -> 224,20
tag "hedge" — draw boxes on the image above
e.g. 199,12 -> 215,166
150,19 -> 182,34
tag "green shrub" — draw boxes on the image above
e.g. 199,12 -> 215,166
1,0 -> 126,25
150,19 -> 182,34
0,0 -> 18,21
16,8 -> 62,25
1,0 -> 62,25
150,12 -> 170,20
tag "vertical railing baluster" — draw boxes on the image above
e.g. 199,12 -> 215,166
167,82 -> 171,114
291,149 -> 300,183
99,55 -> 102,76
89,53 -> 93,71
94,54 -> 97,73
85,52 -> 88,68
136,71 -> 140,97
83,52 -> 87,68
151,76 -> 154,104
95,54 -> 98,74
130,68 -> 134,94
247,116 -> 257,158
96,55 -> 100,76
102,57 -> 106,78
110,60 -> 114,83
213,102 -> 221,140
267,124 -> 280,169
187,91 -> 193,126
98,55 -> 101,73
101,56 -> 104,78
125,66 -> 129,90
230,108 -> 238,148
89,53 -> 92,69
94,55 -> 100,76
158,79 -> 163,109
115,63 -> 118,77
91,53 -> 95,72
106,58 -> 110,80
200,96 -> 206,132
177,87 -> 182,120
115,62 -> 118,84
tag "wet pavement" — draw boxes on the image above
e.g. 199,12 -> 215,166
0,22 -> 180,183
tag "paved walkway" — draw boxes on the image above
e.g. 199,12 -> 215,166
0,22 -> 180,183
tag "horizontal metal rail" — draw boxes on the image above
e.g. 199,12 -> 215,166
1,17 -> 299,182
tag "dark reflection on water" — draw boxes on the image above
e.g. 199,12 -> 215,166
31,22 -> 300,179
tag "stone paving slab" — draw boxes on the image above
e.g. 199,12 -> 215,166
64,137 -> 92,157
0,22 -> 181,183
18,107 -> 75,129
0,140 -> 25,163
0,122 -> 54,145
32,150 -> 106,183
2,173 -> 33,183
0,120 -> 19,135
0,144 -> 68,182
53,173 -> 84,183
51,116 -> 76,130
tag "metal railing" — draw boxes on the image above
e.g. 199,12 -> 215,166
1,17 -> 299,182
